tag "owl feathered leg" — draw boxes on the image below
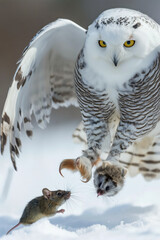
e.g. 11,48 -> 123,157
59,117 -> 125,183
59,115 -> 109,182
72,121 -> 160,181
59,122 -> 102,182
93,120 -> 147,188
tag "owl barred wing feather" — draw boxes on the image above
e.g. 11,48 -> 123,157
1,19 -> 86,169
120,135 -> 160,180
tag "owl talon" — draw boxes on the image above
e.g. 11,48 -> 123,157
59,159 -> 76,177
76,157 -> 92,182
59,156 -> 92,182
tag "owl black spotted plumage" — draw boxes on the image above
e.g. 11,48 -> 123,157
1,8 -> 160,197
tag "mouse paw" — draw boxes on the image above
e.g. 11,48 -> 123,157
59,156 -> 93,182
57,209 -> 65,214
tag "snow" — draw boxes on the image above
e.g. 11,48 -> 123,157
0,107 -> 160,239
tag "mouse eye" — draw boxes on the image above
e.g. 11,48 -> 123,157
57,191 -> 62,197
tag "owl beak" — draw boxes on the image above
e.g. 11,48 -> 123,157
113,55 -> 118,67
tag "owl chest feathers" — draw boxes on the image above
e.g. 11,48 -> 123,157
76,51 -> 160,132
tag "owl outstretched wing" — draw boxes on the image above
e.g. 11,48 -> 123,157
1,19 -> 86,170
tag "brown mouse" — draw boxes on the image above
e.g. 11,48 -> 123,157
7,188 -> 71,234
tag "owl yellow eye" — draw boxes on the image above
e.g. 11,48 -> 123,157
124,40 -> 135,48
98,40 -> 107,48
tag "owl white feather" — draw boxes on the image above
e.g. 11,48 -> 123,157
2,8 -> 160,197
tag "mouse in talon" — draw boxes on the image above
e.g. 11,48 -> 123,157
94,161 -> 127,197
6,188 -> 71,235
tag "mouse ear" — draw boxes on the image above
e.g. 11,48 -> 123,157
42,188 -> 51,199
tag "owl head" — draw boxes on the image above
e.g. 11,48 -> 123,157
83,8 -> 160,86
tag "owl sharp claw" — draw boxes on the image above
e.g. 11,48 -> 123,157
59,159 -> 76,177
76,157 -> 92,182
59,156 -> 93,183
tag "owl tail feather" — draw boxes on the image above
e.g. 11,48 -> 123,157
59,159 -> 77,177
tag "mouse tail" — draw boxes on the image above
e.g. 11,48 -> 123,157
6,222 -> 21,235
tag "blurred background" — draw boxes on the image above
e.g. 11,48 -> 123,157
1,0 -> 160,218
1,0 -> 160,112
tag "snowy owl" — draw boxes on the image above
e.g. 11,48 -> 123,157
2,8 -> 160,197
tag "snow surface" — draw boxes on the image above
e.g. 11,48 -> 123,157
0,107 -> 160,239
